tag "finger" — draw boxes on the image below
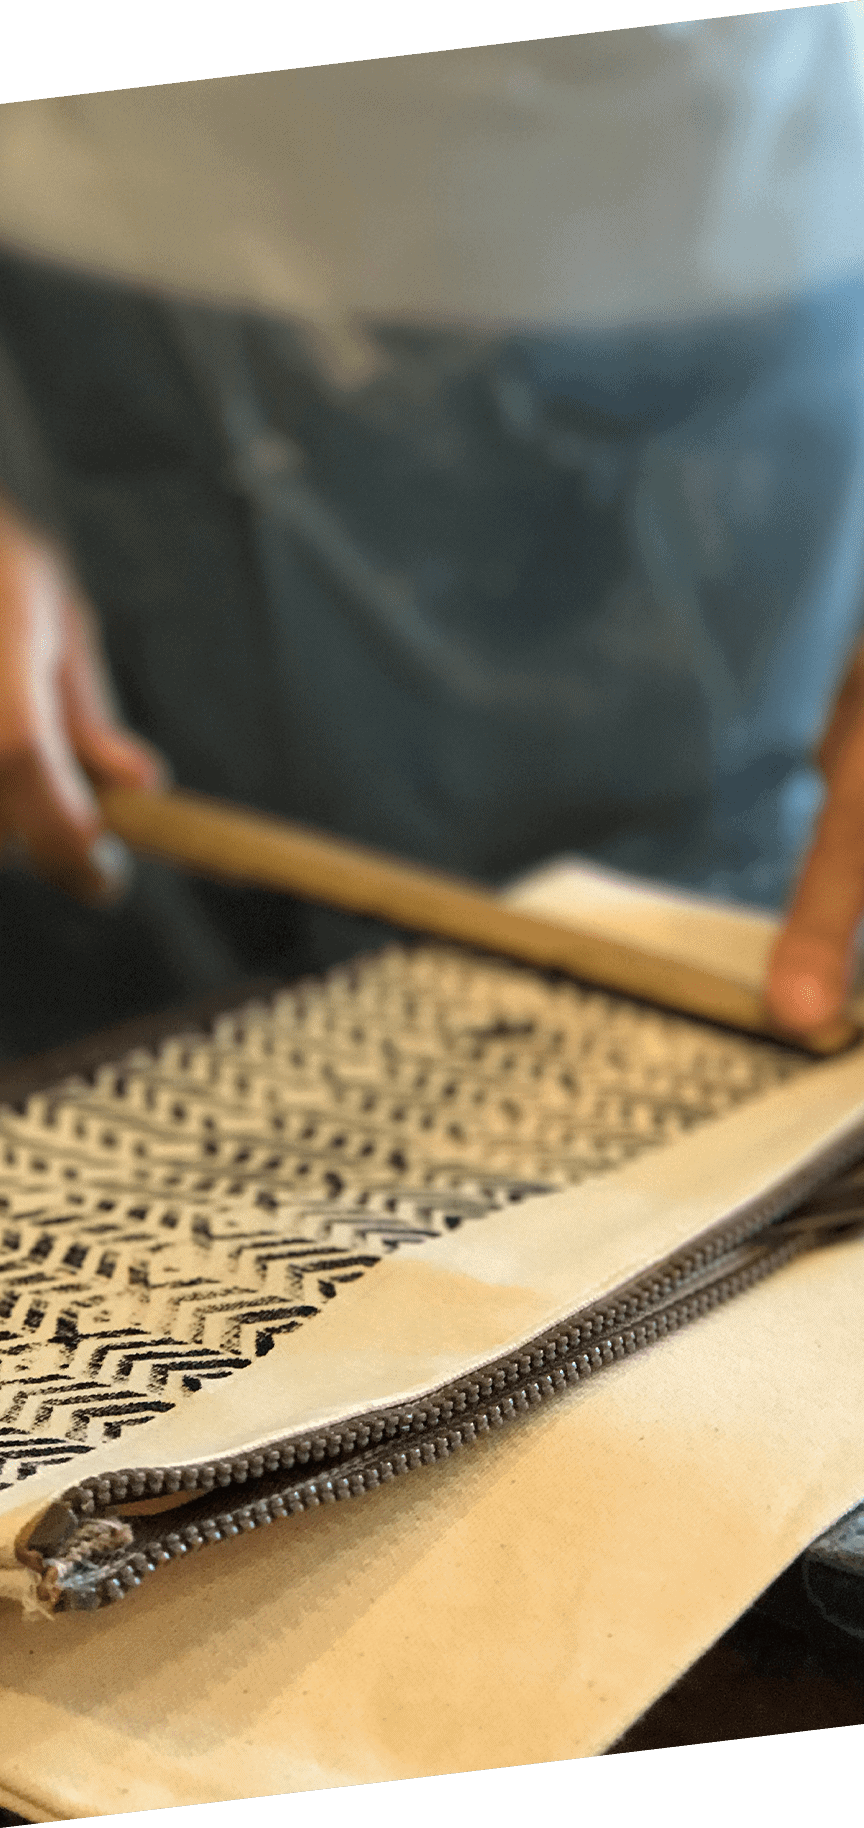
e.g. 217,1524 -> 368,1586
0,547 -> 127,900
817,639 -> 864,781
60,597 -> 167,791
767,724 -> 864,1030
0,751 -> 129,902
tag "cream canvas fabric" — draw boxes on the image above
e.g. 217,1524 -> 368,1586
1,905 -> 863,1595
1,869 -> 864,1813
1,1234 -> 864,1817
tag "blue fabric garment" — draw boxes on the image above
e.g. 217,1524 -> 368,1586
166,275 -> 864,905
0,251 -> 863,1047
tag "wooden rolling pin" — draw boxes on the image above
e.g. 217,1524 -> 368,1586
97,785 -> 859,1057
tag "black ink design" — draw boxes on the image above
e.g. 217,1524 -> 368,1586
0,946 -> 806,1483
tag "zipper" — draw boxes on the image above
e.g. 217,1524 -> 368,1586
20,1124 -> 864,1614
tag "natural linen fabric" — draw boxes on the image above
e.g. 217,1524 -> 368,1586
2,871 -> 864,1812
1,1233 -> 864,1817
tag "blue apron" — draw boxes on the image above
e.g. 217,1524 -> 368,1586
0,250 -> 862,1049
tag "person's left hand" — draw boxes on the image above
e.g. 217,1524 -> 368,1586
767,634 -> 864,1034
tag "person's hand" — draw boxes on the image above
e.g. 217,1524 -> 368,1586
767,635 -> 864,1033
0,497 -> 164,902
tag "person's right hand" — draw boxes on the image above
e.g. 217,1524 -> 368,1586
0,498 -> 164,902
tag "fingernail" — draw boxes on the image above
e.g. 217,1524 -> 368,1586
88,834 -> 133,901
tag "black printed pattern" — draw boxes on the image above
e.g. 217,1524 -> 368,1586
0,946 -> 807,1485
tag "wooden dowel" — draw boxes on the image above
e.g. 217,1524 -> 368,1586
97,785 -> 860,1058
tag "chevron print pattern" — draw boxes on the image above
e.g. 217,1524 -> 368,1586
0,945 -> 807,1486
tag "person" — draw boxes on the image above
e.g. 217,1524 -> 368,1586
0,7 -> 863,1054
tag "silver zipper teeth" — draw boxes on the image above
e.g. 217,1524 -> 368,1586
32,1125 -> 864,1613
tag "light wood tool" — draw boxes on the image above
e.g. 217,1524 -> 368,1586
98,785 -> 859,1057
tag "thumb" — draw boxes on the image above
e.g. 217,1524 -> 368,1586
60,593 -> 165,791
766,731 -> 864,1031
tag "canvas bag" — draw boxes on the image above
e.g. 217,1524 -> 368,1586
2,864 -> 864,1814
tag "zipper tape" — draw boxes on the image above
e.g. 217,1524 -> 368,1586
20,1121 -> 864,1614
